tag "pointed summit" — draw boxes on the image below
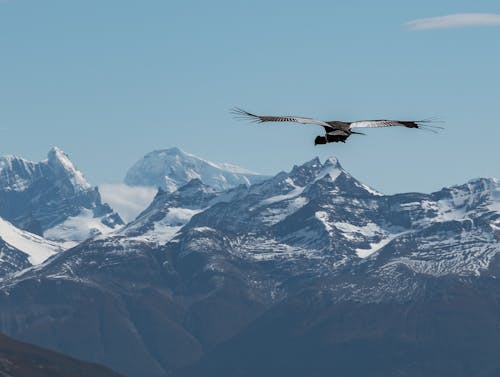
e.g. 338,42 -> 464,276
47,147 -> 91,192
301,157 -> 322,168
314,156 -> 344,182
323,156 -> 341,168
0,148 -> 123,242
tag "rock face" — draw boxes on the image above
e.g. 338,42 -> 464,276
0,147 -> 123,242
0,156 -> 498,377
124,147 -> 267,192
0,331 -> 124,377
0,239 -> 31,279
119,178 -> 246,244
180,278 -> 500,377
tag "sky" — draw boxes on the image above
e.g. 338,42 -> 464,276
0,0 -> 499,194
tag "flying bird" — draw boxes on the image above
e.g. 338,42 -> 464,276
231,108 -> 442,145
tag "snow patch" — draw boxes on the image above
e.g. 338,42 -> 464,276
0,217 -> 64,265
356,234 -> 401,258
315,211 -> 333,232
334,221 -> 381,237
261,186 -> 305,205
44,208 -> 119,242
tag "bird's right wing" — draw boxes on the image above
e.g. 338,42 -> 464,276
231,108 -> 334,130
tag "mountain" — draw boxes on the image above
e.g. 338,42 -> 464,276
0,217 -> 64,278
180,278 -> 500,377
119,178 -> 246,244
0,331 -> 123,377
0,147 -> 123,242
184,159 -> 499,278
124,147 -> 267,192
0,156 -> 498,377
0,238 -> 31,279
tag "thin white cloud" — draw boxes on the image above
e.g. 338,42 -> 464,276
406,13 -> 500,30
99,183 -> 157,223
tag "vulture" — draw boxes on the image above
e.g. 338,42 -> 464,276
231,108 -> 441,145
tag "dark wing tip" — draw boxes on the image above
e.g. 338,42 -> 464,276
414,118 -> 445,133
230,107 -> 263,123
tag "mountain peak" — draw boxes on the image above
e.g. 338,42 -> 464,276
147,147 -> 185,159
318,156 -> 343,181
47,147 -> 91,191
163,146 -> 184,155
125,147 -> 267,192
300,157 -> 322,168
323,156 -> 341,168
0,148 -> 123,243
0,154 -> 29,167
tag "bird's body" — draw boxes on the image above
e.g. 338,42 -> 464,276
231,108 -> 441,145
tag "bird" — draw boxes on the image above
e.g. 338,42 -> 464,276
231,108 -> 442,145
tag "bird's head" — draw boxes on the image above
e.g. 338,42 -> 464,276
314,136 -> 327,145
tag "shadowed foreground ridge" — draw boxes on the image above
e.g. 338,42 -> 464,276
179,277 -> 500,377
0,332 -> 123,377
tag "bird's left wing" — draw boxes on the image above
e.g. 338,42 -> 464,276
349,119 -> 441,131
231,108 -> 334,130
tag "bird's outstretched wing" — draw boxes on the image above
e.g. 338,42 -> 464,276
231,108 -> 334,130
349,119 -> 443,133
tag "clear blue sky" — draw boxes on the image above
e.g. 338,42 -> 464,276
1,0 -> 499,194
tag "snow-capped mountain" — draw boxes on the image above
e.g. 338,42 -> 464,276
118,178 -> 247,244
0,155 -> 498,377
124,147 -> 267,192
0,147 -> 124,242
181,158 -> 499,281
118,179 -> 220,243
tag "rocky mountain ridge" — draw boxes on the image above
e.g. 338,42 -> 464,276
0,151 -> 498,377
0,147 -> 123,242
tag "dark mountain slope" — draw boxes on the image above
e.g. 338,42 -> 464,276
0,332 -> 123,377
179,274 -> 500,377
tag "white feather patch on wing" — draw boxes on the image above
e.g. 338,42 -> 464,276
231,108 -> 333,129
349,120 -> 407,129
270,116 -> 333,128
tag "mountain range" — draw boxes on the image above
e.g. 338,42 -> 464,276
0,147 -> 498,377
